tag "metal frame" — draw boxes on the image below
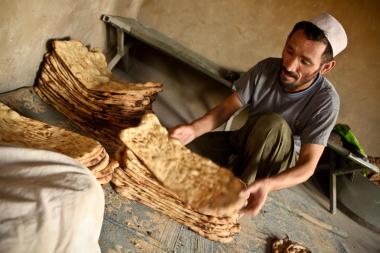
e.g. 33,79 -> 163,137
326,142 -> 379,214
101,14 -> 232,87
107,27 -> 125,70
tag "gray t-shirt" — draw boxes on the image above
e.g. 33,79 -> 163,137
232,57 -> 340,152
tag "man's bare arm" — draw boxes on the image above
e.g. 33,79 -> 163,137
267,143 -> 324,191
169,92 -> 243,144
241,144 -> 324,216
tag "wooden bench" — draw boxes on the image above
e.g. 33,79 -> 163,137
101,15 -> 234,87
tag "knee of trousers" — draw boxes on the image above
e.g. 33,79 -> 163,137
242,113 -> 293,148
248,113 -> 292,138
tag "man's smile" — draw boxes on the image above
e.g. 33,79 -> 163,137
280,68 -> 299,82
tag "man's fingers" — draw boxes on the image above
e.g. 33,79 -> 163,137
242,208 -> 259,216
168,126 -> 195,145
168,129 -> 188,144
239,190 -> 250,198
239,183 -> 259,197
241,202 -> 260,216
239,187 -> 251,197
240,191 -> 267,217
241,197 -> 264,216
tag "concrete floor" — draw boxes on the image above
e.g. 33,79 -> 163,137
109,41 -> 380,252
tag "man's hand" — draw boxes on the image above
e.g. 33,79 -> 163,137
169,124 -> 196,145
238,145 -> 324,216
239,179 -> 271,216
169,92 -> 243,145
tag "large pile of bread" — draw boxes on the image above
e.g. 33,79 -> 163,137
0,101 -> 117,184
29,40 -> 246,242
34,40 -> 163,148
112,113 -> 246,243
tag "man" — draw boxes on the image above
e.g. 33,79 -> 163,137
169,13 -> 347,216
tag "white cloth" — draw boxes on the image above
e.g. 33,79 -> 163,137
0,146 -> 104,253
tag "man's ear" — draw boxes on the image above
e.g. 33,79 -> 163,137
320,60 -> 336,75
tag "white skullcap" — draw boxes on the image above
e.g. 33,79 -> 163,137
310,13 -> 348,57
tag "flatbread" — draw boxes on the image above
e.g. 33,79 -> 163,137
52,40 -> 111,89
272,237 -> 311,253
119,113 -> 246,217
121,148 -> 239,222
112,145 -> 242,242
88,152 -> 110,173
0,102 -> 103,163
93,159 -> 118,179
112,167 -> 239,242
35,40 -> 163,148
81,147 -> 107,167
96,173 -> 114,185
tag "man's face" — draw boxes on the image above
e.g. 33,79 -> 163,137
280,29 -> 327,92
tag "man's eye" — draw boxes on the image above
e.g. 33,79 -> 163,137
301,59 -> 311,65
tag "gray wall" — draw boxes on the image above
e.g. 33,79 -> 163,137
0,0 -> 379,155
0,0 -> 143,92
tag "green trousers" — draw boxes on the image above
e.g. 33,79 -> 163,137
188,113 -> 297,184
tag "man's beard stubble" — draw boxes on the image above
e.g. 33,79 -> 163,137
279,65 -> 320,91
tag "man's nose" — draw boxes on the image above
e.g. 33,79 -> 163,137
284,57 -> 299,72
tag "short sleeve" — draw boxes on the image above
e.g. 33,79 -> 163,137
232,64 -> 261,105
301,108 -> 339,146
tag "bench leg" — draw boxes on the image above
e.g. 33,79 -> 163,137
330,170 -> 337,214
108,27 -> 125,70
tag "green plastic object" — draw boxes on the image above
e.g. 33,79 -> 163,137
332,124 -> 367,158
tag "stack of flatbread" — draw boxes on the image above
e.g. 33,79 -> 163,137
112,113 -> 247,243
34,40 -> 163,148
0,101 -> 117,184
